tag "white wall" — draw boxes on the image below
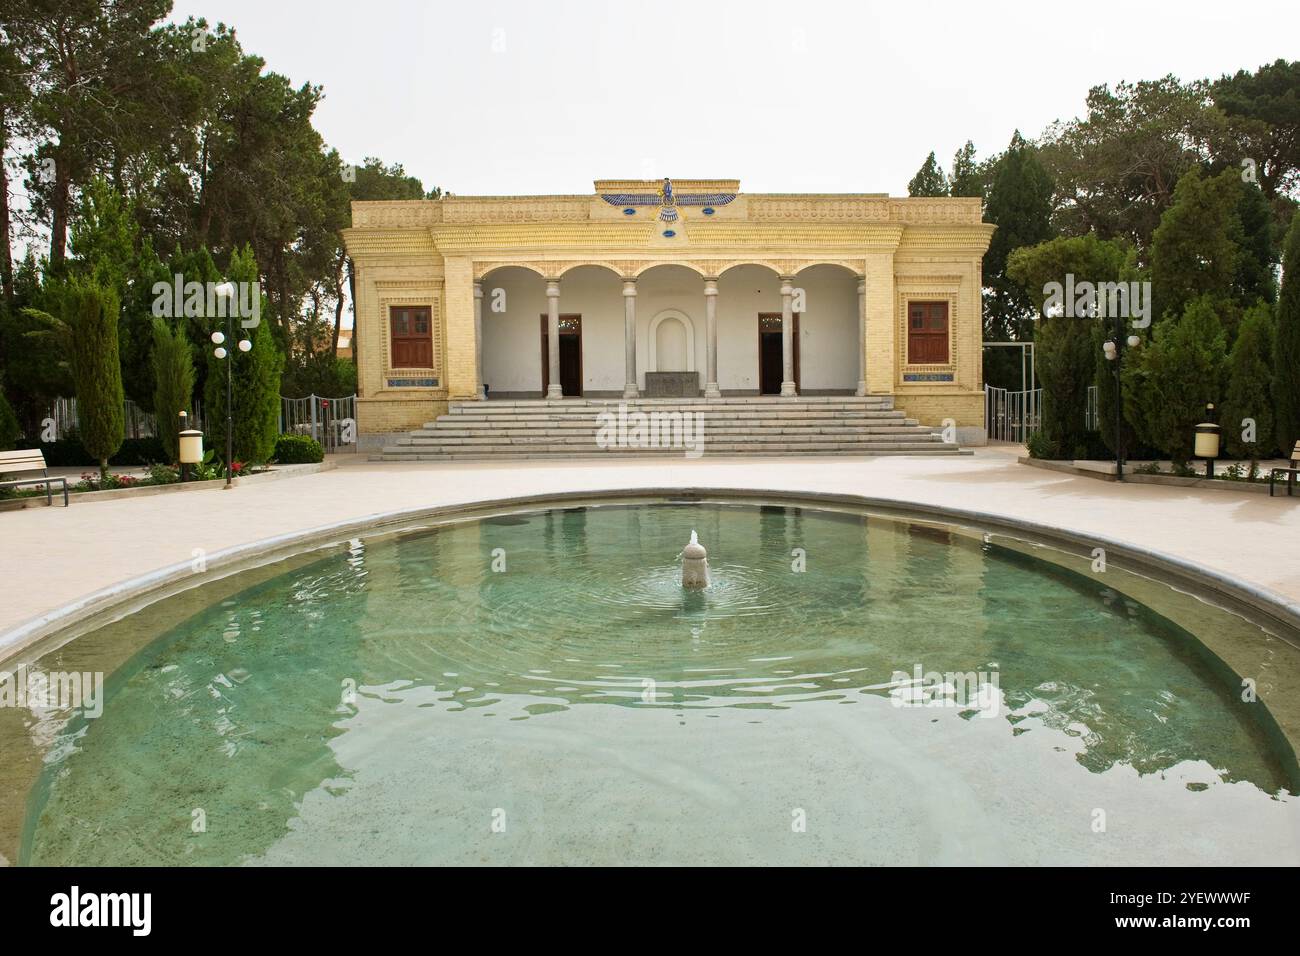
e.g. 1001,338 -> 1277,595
480,263 -> 859,396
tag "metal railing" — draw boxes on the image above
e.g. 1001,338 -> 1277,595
43,398 -> 203,441
42,394 -> 358,453
1085,385 -> 1100,431
985,385 -> 1043,443
280,394 -> 358,453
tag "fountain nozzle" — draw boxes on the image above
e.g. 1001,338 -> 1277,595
681,529 -> 710,589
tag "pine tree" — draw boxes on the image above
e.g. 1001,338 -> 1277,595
151,318 -> 195,463
1276,211 -> 1300,452
907,151 -> 949,197
1222,302 -> 1276,464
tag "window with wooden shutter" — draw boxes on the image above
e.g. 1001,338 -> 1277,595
389,306 -> 432,368
907,300 -> 949,364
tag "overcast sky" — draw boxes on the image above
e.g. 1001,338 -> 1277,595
168,0 -> 1296,198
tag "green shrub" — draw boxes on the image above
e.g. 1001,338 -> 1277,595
22,435 -> 166,466
273,433 -> 324,464
1026,431 -> 1060,460
0,383 -> 19,450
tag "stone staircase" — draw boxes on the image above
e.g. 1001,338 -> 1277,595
378,396 -> 964,461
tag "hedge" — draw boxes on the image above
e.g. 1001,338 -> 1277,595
273,433 -> 324,464
21,436 -> 167,467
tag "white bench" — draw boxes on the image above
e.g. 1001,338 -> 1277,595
0,449 -> 69,506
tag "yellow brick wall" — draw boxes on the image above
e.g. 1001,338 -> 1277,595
357,397 -> 447,435
442,256 -> 478,400
863,250 -> 897,396
898,392 -> 984,428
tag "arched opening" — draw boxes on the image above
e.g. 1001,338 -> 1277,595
480,266 -> 546,399
717,264 -> 785,395
636,265 -> 704,395
794,264 -> 860,394
648,309 -> 695,372
551,265 -> 623,397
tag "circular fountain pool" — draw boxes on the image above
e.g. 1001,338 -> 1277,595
10,501 -> 1300,865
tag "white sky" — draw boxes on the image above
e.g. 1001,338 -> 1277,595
169,0 -> 1297,197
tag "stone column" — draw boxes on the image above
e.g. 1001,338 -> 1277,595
780,276 -> 797,397
703,277 -> 721,398
622,278 -> 638,398
473,281 -> 485,400
546,278 -> 562,400
856,275 -> 867,396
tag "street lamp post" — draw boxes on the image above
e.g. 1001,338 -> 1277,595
211,282 -> 252,490
1102,313 -> 1141,482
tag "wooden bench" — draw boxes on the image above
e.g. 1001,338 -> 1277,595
0,449 -> 69,506
1269,441 -> 1300,497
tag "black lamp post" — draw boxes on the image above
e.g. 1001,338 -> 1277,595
211,282 -> 252,490
1102,314 -> 1141,482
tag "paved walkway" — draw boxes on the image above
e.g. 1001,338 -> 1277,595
3,446 -> 1299,638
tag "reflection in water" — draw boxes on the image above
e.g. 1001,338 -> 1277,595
19,503 -> 1300,866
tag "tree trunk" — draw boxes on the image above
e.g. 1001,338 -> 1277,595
347,258 -> 358,390
0,104 -> 13,306
331,248 -> 345,358
49,144 -> 71,271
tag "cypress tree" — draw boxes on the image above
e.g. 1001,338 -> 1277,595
907,152 -> 949,197
1130,295 -> 1227,464
66,278 -> 125,476
151,318 -> 195,463
1276,211 -> 1300,453
1222,303 -> 1276,464
203,245 -> 283,465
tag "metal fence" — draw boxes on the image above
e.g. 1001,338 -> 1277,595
42,394 -> 356,452
985,385 -> 1043,443
43,398 -> 203,441
1085,385 -> 1100,431
280,394 -> 358,453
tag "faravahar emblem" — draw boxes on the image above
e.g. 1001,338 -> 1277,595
599,178 -> 737,224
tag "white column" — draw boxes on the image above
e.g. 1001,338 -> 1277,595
856,275 -> 867,396
622,278 -> 638,398
473,281 -> 486,400
780,276 -> 797,397
546,278 -> 562,400
704,277 -> 720,398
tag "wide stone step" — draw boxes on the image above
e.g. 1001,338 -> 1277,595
430,411 -> 913,426
454,397 -> 894,407
396,437 -> 945,450
414,417 -> 925,431
379,447 -> 965,460
413,430 -> 935,442
381,395 -> 955,462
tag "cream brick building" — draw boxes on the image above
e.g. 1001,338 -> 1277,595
342,179 -> 994,446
